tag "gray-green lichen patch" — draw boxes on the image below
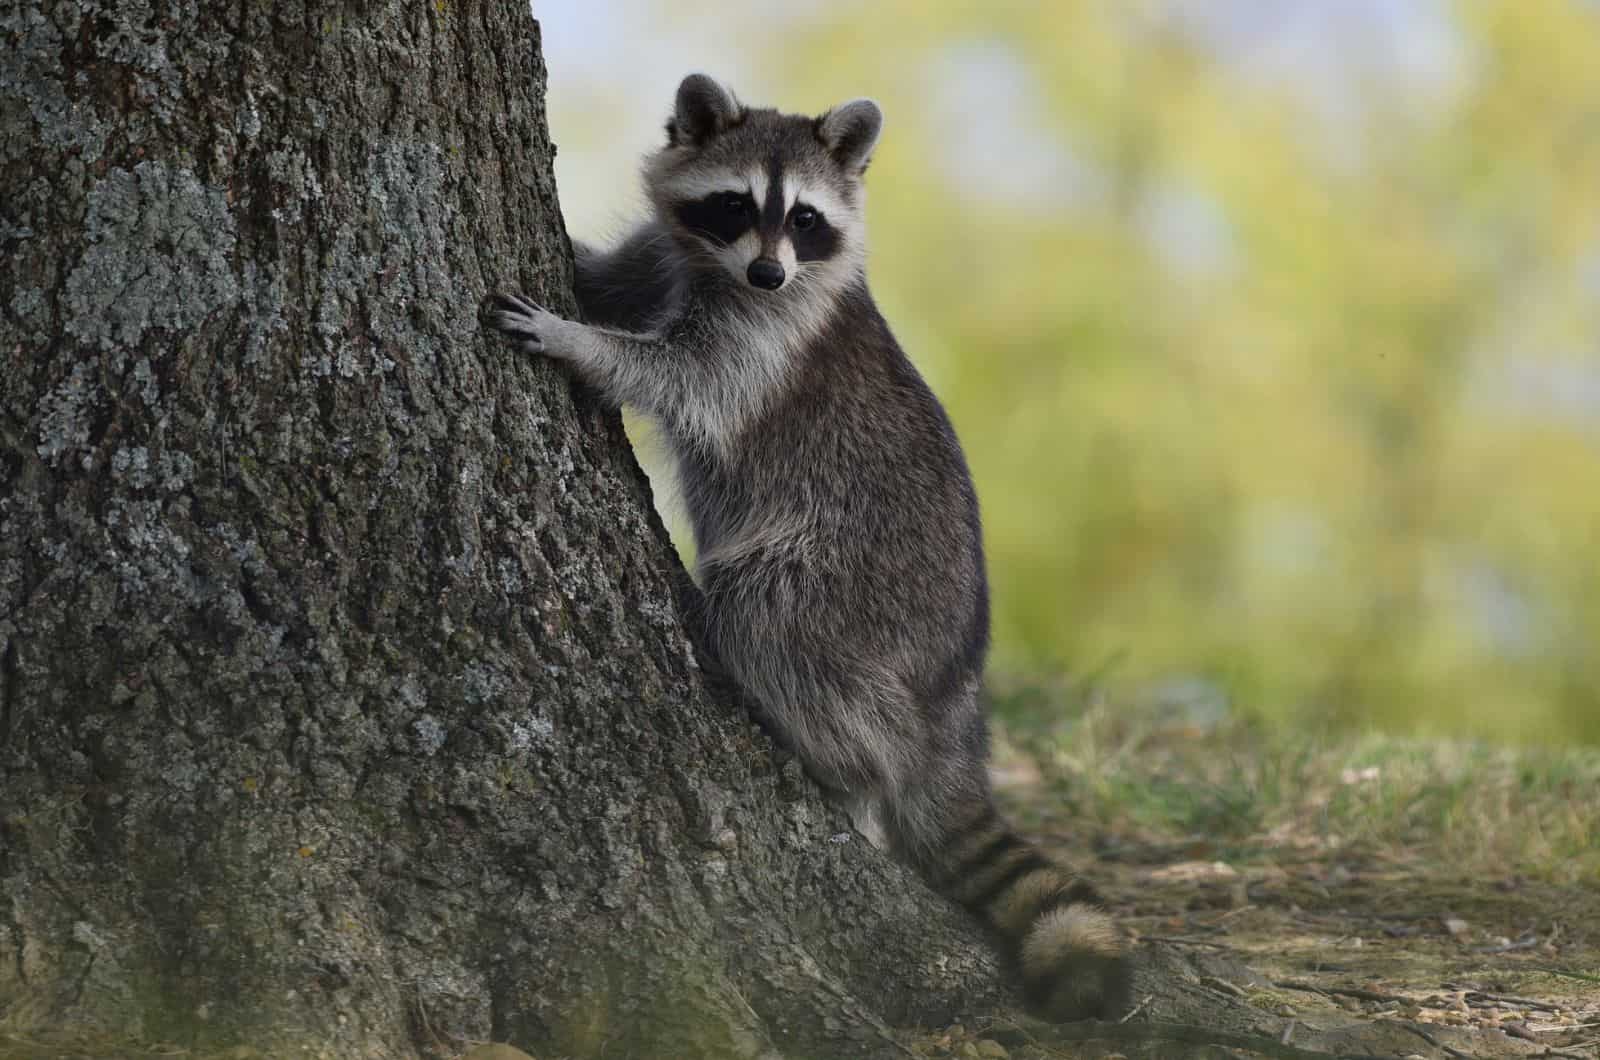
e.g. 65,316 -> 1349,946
309,141 -> 459,379
510,713 -> 554,751
235,90 -> 264,140
458,661 -> 512,706
131,356 -> 160,405
102,493 -> 198,602
311,221 -> 376,376
365,140 -> 461,339
35,361 -> 101,467
94,0 -> 220,126
264,148 -> 324,227
10,283 -> 48,341
0,6 -> 107,162
413,714 -> 447,756
111,443 -> 194,492
63,161 -> 240,353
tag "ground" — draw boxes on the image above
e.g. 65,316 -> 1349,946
901,679 -> 1600,1059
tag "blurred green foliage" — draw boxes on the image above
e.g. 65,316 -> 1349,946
555,1 -> 1600,744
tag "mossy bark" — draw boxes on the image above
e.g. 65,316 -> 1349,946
0,2 -> 1007,1057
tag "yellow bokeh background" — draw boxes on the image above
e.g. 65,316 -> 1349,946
540,0 -> 1600,745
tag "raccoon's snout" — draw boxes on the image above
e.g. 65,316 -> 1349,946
747,258 -> 785,290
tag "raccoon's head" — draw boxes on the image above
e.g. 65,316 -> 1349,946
644,74 -> 882,296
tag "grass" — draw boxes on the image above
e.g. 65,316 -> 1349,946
987,672 -> 1600,887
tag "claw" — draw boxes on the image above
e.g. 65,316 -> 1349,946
489,311 -> 539,337
484,291 -> 563,358
489,291 -> 545,321
501,291 -> 544,315
486,291 -> 547,352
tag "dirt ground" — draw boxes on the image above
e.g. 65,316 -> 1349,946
913,799 -> 1600,1058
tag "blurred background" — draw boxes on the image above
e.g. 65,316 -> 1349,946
535,1 -> 1600,747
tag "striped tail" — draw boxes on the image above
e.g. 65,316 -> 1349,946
935,801 -> 1131,1021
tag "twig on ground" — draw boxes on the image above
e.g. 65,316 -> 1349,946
1274,980 -> 1406,1005
1463,991 -> 1563,1013
1117,994 -> 1154,1024
1199,975 -> 1249,999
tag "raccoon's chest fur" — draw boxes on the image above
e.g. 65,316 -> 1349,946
670,285 -> 989,684
668,286 -> 890,565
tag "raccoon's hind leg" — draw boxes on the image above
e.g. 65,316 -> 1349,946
887,765 -> 1132,1022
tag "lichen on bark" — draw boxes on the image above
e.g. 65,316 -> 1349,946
62,162 -> 241,354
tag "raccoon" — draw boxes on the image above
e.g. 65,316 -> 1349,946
487,74 -> 1130,1021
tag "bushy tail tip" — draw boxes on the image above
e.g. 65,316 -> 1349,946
1016,902 -> 1132,1021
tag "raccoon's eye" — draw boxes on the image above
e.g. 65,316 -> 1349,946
719,192 -> 749,215
791,206 -> 819,231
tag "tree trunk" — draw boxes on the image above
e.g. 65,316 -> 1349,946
0,2 -> 1016,1057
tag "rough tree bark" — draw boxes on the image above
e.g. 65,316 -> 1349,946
0,2 -> 1015,1057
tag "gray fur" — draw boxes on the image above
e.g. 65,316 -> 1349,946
817,98 -> 883,173
571,225 -> 684,333
669,73 -> 743,147
486,74 -> 1129,1021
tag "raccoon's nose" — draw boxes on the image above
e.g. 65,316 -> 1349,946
747,258 -> 785,290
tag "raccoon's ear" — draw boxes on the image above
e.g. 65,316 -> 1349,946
667,74 -> 743,147
817,98 -> 883,174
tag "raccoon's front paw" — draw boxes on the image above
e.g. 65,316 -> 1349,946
485,291 -> 565,358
